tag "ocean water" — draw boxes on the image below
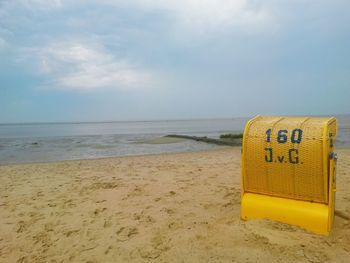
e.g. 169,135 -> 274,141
0,118 -> 247,164
0,116 -> 349,165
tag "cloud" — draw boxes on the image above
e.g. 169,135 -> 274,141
17,0 -> 62,9
108,0 -> 272,34
24,40 -> 155,91
147,0 -> 269,27
0,37 -> 8,50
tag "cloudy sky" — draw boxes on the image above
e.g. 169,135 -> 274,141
0,0 -> 349,123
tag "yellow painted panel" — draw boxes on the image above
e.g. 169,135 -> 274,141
241,116 -> 337,235
241,193 -> 329,235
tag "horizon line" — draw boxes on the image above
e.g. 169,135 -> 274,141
1,113 -> 349,126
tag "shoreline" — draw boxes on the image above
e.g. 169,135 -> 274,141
0,146 -> 234,167
2,144 -> 349,166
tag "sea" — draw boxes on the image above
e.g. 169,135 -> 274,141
0,115 -> 349,165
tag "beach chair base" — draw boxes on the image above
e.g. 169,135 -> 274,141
241,193 -> 332,235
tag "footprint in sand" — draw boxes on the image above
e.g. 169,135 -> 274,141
154,197 -> 162,202
209,174 -> 219,179
116,226 -> 139,241
265,220 -> 300,232
250,232 -> 270,246
161,208 -> 175,215
168,221 -> 183,230
165,191 -> 176,197
138,234 -> 170,259
303,249 -> 329,263
180,199 -> 190,205
179,186 -> 189,192
16,256 -> 27,263
124,185 -> 145,200
222,188 -> 240,203
133,211 -> 144,221
47,202 -> 57,207
16,220 -> 28,233
44,222 -> 55,232
63,199 -> 76,209
93,207 -> 107,216
133,211 -> 156,224
103,219 -> 112,228
104,245 -> 113,255
202,201 -> 221,210
80,182 -> 119,195
36,191 -> 44,197
65,229 -> 80,237
139,245 -> 162,259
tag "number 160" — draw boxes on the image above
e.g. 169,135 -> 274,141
266,129 -> 303,144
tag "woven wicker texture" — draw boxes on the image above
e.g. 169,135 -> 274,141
242,116 -> 337,204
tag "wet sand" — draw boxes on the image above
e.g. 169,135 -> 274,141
0,148 -> 350,262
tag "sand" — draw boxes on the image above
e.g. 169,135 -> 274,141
0,147 -> 350,263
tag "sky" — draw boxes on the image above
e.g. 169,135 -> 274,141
0,0 -> 349,123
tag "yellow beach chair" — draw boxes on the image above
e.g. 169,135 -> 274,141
241,116 -> 337,235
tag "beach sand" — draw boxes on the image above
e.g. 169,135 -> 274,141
1,148 -> 350,263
